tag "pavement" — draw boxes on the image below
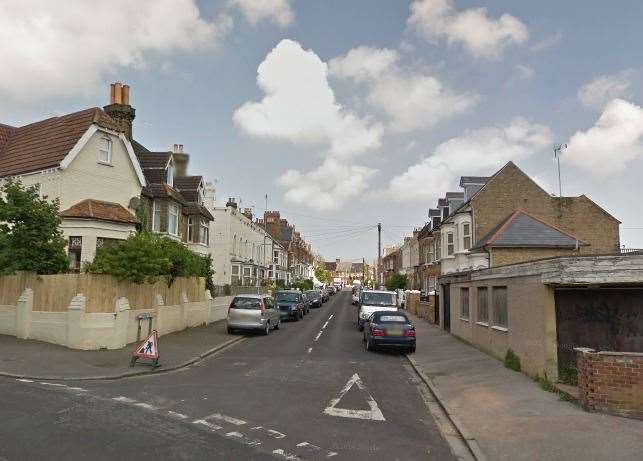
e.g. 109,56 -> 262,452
0,290 -> 463,460
0,320 -> 241,380
406,311 -> 643,461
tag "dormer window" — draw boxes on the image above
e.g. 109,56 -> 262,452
198,185 -> 205,204
167,161 -> 175,187
99,137 -> 112,164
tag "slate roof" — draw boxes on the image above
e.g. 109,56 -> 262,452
445,191 -> 464,199
137,151 -> 171,169
437,198 -> 448,207
61,199 -> 138,225
141,183 -> 187,205
174,175 -> 203,202
459,176 -> 490,186
428,208 -> 441,217
473,210 -> 587,249
324,262 -> 337,271
186,203 -> 214,220
0,108 -> 118,177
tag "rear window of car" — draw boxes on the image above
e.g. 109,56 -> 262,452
377,315 -> 407,323
275,292 -> 300,302
231,297 -> 261,310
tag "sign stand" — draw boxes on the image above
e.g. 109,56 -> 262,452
130,330 -> 160,368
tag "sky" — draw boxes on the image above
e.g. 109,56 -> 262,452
2,0 -> 643,262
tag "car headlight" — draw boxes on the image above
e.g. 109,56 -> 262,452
360,312 -> 370,319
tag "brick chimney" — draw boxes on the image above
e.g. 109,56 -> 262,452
103,82 -> 136,140
172,143 -> 189,177
242,208 -> 253,220
226,198 -> 238,209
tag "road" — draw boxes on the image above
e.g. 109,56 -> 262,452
1,290 -> 458,460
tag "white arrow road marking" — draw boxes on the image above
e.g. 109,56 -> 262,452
323,373 -> 385,421
204,412 -> 246,426
192,420 -> 222,431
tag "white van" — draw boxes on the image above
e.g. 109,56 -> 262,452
356,290 -> 398,331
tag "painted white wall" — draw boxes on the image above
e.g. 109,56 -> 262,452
61,219 -> 136,264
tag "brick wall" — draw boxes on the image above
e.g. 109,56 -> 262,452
471,162 -> 620,256
576,348 -> 643,420
491,247 -> 576,267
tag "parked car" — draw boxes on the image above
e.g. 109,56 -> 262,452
396,289 -> 406,308
305,290 -> 322,308
300,292 -> 311,315
321,288 -> 330,303
227,294 -> 280,335
363,311 -> 415,353
351,285 -> 362,305
356,289 -> 398,331
275,290 -> 305,321
328,286 -> 336,295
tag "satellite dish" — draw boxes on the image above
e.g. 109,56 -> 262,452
129,196 -> 141,210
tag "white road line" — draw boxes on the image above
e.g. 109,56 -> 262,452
313,331 -> 323,342
323,373 -> 386,421
67,387 -> 87,392
134,402 -> 157,410
266,429 -> 287,439
307,347 -> 313,354
16,379 -> 34,383
272,449 -> 302,461
193,420 -> 222,431
327,452 -> 338,457
112,396 -> 136,403
39,382 -> 66,387
297,442 -> 321,450
204,413 -> 246,426
328,314 -> 334,320
225,431 -> 243,438
167,411 -> 189,420
322,321 -> 329,329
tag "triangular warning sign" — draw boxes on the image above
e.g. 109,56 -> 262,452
133,330 -> 159,360
323,373 -> 385,421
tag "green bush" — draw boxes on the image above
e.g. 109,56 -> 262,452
276,279 -> 285,289
538,373 -> 555,392
385,273 -> 407,291
223,284 -> 231,296
559,363 -> 578,386
504,348 -> 522,372
87,232 -> 214,294
290,279 -> 313,291
0,180 -> 69,275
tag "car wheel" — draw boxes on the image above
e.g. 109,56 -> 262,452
275,320 -> 281,330
408,346 -> 416,354
300,310 -> 304,320
366,337 -> 374,352
263,322 -> 270,336
293,313 -> 299,322
227,327 -> 234,334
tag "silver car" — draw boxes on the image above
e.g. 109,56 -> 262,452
226,294 -> 281,335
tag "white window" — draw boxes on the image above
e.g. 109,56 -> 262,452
463,223 -> 471,250
199,219 -> 209,245
167,161 -> 174,187
99,137 -> 112,164
168,203 -> 179,236
447,232 -> 454,256
231,265 -> 240,276
188,217 -> 195,242
233,235 -> 237,255
152,201 -> 161,232
273,250 -> 279,264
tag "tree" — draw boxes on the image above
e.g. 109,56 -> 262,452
385,273 -> 407,291
0,180 -> 69,274
314,266 -> 332,284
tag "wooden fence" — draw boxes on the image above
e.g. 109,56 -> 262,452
0,272 -> 206,313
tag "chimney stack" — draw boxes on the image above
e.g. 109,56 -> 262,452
226,198 -> 238,209
172,143 -> 189,176
104,82 -> 136,140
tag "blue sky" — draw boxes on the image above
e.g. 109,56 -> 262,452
2,0 -> 643,261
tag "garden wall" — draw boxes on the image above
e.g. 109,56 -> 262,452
0,273 -> 216,350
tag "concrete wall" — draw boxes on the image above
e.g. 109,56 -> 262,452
0,275 -> 219,350
490,247 -> 576,268
448,274 -> 558,379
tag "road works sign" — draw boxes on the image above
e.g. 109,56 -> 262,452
130,330 -> 160,368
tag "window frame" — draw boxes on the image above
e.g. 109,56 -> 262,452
447,232 -> 454,256
477,287 -> 489,324
492,286 -> 508,329
99,137 -> 112,164
167,161 -> 175,187
460,287 -> 470,320
187,216 -> 195,242
168,203 -> 179,236
463,223 -> 471,250
199,218 -> 209,245
152,200 -> 161,232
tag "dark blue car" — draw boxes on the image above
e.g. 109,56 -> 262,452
363,311 -> 416,353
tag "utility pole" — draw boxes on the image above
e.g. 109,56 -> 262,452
377,223 -> 382,286
553,143 -> 567,198
362,257 -> 365,284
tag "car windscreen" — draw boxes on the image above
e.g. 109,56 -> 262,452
305,291 -> 320,297
362,292 -> 396,307
231,297 -> 261,310
275,292 -> 300,302
376,314 -> 408,323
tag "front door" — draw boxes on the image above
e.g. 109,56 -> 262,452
442,284 -> 451,332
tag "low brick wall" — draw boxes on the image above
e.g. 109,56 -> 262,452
575,348 -> 643,420
418,296 -> 436,324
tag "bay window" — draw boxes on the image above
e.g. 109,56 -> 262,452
168,203 -> 178,236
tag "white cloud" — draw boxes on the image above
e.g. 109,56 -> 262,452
0,0 -> 230,101
385,118 -> 552,202
530,31 -> 563,52
329,46 -> 477,133
578,70 -> 634,110
229,0 -> 294,27
408,0 -> 528,59
278,158 -> 377,212
564,98 -> 643,176
329,47 -> 399,82
516,64 -> 534,80
234,39 -> 383,158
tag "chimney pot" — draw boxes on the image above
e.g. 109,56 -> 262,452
122,84 -> 130,105
179,144 -> 183,153
173,144 -> 178,152
110,83 -> 116,104
114,82 -> 123,104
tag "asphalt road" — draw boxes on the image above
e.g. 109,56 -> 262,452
0,290 -> 456,461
